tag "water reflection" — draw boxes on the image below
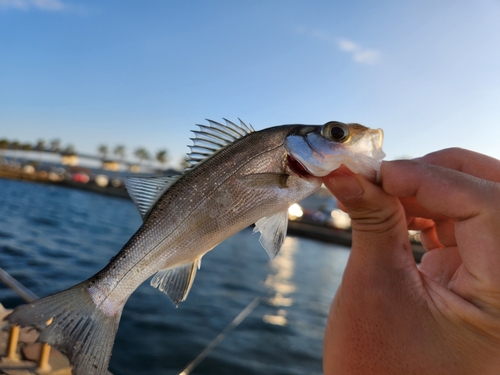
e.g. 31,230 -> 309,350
262,236 -> 299,326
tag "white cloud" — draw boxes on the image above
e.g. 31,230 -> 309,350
0,0 -> 67,11
298,27 -> 382,65
338,39 -> 359,52
338,38 -> 381,64
352,49 -> 381,64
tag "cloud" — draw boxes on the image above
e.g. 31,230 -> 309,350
338,39 -> 358,52
338,38 -> 381,64
0,0 -> 67,11
297,27 -> 382,65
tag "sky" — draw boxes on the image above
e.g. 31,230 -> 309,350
1,0 -> 500,168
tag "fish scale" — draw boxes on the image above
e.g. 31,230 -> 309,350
6,119 -> 384,375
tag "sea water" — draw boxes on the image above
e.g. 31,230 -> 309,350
0,178 -> 349,375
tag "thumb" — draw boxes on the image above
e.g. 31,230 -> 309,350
323,170 -> 413,268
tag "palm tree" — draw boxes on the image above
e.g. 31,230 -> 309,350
98,144 -> 109,162
35,139 -> 45,151
156,149 -> 168,170
20,143 -> 32,151
134,147 -> 150,169
10,140 -> 20,163
114,145 -> 126,167
61,145 -> 77,166
35,139 -> 46,167
0,139 -> 8,163
50,139 -> 61,153
62,144 -> 76,156
10,140 -> 20,150
20,143 -> 32,165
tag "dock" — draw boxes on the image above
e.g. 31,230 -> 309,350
287,221 -> 426,262
0,267 -> 73,375
0,306 -> 73,375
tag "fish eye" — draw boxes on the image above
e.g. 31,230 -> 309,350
321,122 -> 350,143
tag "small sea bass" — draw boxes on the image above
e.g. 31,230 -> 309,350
6,119 -> 384,375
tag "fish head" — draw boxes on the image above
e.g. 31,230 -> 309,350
284,121 -> 385,180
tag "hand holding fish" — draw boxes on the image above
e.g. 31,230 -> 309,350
323,148 -> 500,375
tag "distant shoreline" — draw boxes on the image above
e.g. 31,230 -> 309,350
0,165 -> 130,199
0,164 -> 425,261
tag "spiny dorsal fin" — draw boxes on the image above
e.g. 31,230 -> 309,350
186,118 -> 254,170
252,210 -> 289,259
124,176 -> 179,220
151,257 -> 202,307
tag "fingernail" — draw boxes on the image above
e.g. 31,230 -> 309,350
328,173 -> 364,201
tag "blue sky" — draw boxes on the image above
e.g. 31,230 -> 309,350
1,0 -> 500,167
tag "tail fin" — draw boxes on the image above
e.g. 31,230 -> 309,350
5,283 -> 122,375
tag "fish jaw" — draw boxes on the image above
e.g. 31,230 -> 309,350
284,124 -> 385,180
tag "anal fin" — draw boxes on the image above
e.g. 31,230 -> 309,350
151,258 -> 201,307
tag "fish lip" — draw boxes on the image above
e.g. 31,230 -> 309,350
286,154 -> 313,178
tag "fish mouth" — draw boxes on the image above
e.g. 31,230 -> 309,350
287,154 -> 313,178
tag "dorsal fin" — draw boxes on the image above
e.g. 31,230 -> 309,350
186,118 -> 254,170
124,176 -> 179,220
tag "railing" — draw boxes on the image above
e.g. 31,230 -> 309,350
0,267 -> 52,373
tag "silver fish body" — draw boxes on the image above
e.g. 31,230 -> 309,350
6,119 -> 384,375
89,125 -> 322,314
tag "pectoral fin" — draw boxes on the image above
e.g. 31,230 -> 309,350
239,173 -> 289,189
151,258 -> 202,307
253,210 -> 288,259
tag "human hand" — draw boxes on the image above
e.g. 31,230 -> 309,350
322,149 -> 500,375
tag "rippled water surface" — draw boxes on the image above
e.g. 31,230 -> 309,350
0,178 -> 349,375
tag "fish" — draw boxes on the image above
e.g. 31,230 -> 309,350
5,119 -> 384,375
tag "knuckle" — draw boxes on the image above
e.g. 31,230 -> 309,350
350,201 -> 405,235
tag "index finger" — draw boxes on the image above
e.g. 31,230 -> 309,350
381,160 -> 487,220
398,196 -> 450,222
381,160 -> 500,303
418,148 -> 500,183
